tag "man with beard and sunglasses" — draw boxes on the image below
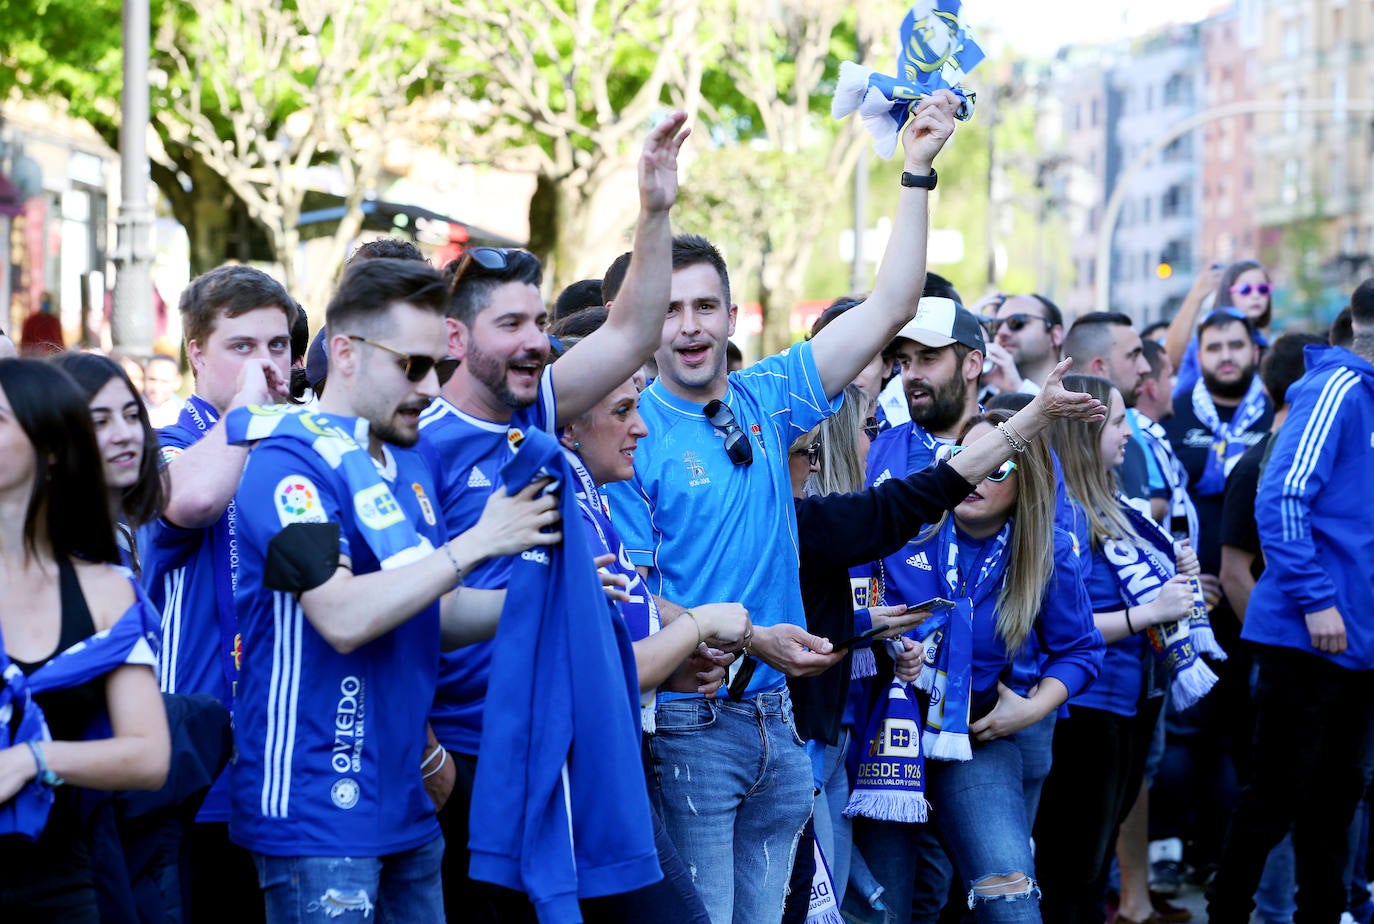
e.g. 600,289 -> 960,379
416,114 -> 692,921
227,257 -> 559,922
982,292 -> 1065,397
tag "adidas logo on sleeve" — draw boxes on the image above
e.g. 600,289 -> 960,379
906,551 -> 932,571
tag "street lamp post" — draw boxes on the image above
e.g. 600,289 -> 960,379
111,0 -> 154,354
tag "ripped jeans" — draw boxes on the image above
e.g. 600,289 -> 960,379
648,688 -> 814,924
252,835 -> 444,923
855,737 -> 1041,924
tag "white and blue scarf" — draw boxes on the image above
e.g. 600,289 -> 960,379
913,517 -> 1009,760
0,582 -> 160,840
845,653 -> 928,824
1191,375 -> 1268,497
1103,503 -> 1217,710
224,405 -> 432,569
831,1 -> 984,158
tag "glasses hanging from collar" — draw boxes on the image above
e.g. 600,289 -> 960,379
703,399 -> 753,466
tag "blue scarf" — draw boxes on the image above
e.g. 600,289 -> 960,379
844,660 -> 928,824
223,405 -> 432,569
0,581 -> 160,840
1102,503 -> 1217,710
1190,375 -> 1268,497
918,518 -> 1008,760
1187,575 -> 1226,660
806,836 -> 845,924
176,395 -> 242,697
831,1 -> 984,158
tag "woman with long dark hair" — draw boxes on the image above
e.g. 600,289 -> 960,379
51,352 -> 166,573
0,359 -> 170,919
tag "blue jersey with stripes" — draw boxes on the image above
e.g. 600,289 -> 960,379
416,370 -> 556,754
604,342 -> 839,698
228,434 -> 444,856
139,421 -> 237,821
1244,345 -> 1374,669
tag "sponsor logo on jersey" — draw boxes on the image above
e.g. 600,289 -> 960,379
332,675 -> 365,775
412,482 -> 437,526
521,548 -> 551,566
330,777 -> 360,810
353,483 -> 406,531
906,551 -> 932,571
467,467 -> 492,489
274,476 -> 328,525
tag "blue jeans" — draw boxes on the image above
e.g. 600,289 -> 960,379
648,688 -> 815,924
252,836 -> 444,924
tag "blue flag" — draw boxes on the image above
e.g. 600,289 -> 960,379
832,0 -> 985,158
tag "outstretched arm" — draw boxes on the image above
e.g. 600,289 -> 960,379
809,91 -> 959,400
553,114 -> 690,425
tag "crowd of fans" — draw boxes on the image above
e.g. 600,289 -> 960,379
1,89 -> 1373,924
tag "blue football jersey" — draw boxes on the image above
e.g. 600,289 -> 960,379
228,433 -> 445,856
417,369 -> 556,754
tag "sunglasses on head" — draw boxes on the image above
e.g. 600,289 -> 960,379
703,399 -> 753,466
1229,283 -> 1271,297
945,443 -> 1017,482
348,336 -> 459,385
984,313 -> 1051,335
447,247 -> 516,296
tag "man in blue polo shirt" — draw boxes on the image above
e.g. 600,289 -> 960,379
418,114 -> 691,920
140,264 -> 298,921
230,257 -> 558,922
603,92 -> 960,924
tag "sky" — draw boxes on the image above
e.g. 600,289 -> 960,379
964,0 -> 1225,57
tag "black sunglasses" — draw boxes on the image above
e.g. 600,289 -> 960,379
984,313 -> 1052,335
447,247 -> 515,296
703,399 -> 753,466
348,336 -> 459,385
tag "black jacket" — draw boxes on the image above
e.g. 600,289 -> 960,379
789,460 -> 974,745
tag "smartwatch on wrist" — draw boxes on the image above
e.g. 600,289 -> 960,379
900,167 -> 938,189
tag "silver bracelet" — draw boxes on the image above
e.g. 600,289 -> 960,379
996,422 -> 1026,454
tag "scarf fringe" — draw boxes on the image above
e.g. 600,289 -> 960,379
809,910 -> 846,924
1190,624 -> 1227,660
832,61 -> 873,118
851,647 -> 877,680
923,730 -> 972,762
843,789 -> 929,824
859,88 -> 901,159
1169,658 -> 1219,711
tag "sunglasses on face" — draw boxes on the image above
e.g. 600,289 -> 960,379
348,336 -> 459,385
1229,283 -> 1271,297
447,247 -> 515,296
703,399 -> 753,466
984,313 -> 1051,335
946,443 -> 1018,482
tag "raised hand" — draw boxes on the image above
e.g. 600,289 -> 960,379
1035,358 -> 1107,421
639,111 -> 691,213
902,89 -> 959,172
232,358 -> 291,407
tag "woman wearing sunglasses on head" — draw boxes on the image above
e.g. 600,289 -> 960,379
1033,374 -> 1204,924
1165,259 -> 1273,398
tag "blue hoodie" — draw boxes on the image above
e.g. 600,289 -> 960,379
1242,344 -> 1374,670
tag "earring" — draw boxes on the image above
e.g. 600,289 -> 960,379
572,440 -> 582,451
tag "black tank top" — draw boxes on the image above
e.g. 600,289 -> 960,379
12,557 -> 106,742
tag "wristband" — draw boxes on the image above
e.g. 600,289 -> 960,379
683,609 -> 703,648
27,740 -> 63,788
1124,607 -> 1137,635
442,542 -> 466,587
421,744 -> 445,771
421,748 -> 449,781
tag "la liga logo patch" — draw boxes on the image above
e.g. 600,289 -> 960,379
274,475 -> 327,525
